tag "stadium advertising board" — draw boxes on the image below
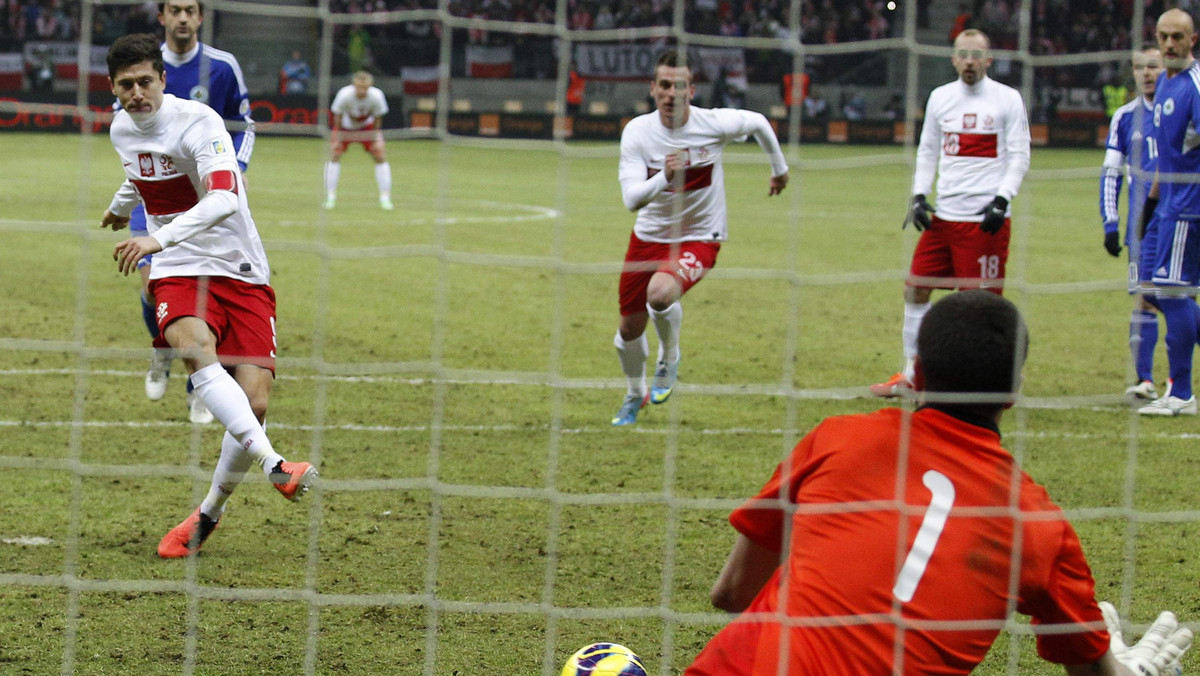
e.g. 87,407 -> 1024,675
0,90 -> 1114,148
576,44 -> 749,91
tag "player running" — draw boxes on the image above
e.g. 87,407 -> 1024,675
611,49 -> 788,426
324,71 -> 393,211
872,29 -> 1031,397
102,33 -> 314,558
135,0 -> 256,424
1100,47 -> 1164,401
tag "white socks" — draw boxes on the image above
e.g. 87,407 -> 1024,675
375,161 -> 391,199
199,431 -> 254,518
614,331 -> 649,397
902,301 -> 931,381
190,363 -> 284,476
324,161 -> 341,198
649,302 -> 682,364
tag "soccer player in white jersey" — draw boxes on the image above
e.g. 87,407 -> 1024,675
325,71 -> 393,210
871,29 -> 1031,397
612,50 -> 789,426
101,34 -> 316,558
1100,47 -> 1163,401
137,0 -> 257,424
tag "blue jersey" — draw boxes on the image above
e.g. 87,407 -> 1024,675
1101,96 -> 1156,245
162,42 -> 254,171
1152,61 -> 1200,220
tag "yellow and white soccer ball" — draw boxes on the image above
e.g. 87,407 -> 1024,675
560,642 -> 648,676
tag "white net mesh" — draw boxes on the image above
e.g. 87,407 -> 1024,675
2,0 -> 1199,674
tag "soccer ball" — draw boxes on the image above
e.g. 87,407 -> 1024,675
560,642 -> 648,676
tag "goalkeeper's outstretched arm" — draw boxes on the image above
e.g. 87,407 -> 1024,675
707,534 -> 779,613
1063,603 -> 1194,676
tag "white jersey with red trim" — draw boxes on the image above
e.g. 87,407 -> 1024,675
619,106 -> 788,243
912,75 -> 1031,221
331,85 -> 389,131
109,94 -> 269,284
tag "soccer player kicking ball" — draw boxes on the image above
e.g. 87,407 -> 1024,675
611,50 -> 788,426
137,0 -> 258,424
685,291 -> 1193,676
872,29 -> 1030,397
101,34 -> 316,558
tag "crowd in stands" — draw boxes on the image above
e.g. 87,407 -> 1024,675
0,0 -> 1185,99
1,1 -> 161,50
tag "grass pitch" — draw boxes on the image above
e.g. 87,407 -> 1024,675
1,132 -> 1198,674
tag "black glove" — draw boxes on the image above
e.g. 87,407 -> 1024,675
1104,231 -> 1122,257
1137,196 -> 1159,240
976,195 -> 1008,234
904,194 -> 934,231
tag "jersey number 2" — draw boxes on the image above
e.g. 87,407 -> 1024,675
892,470 -> 956,603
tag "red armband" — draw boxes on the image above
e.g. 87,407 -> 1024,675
204,170 -> 239,194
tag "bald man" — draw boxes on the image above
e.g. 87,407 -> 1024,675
1138,8 -> 1200,416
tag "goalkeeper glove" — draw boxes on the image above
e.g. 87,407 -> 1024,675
976,196 -> 1008,234
1100,601 -> 1194,676
904,194 -> 934,231
1138,197 -> 1159,241
1105,231 -> 1123,257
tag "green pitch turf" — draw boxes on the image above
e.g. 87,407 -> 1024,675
0,132 -> 1197,674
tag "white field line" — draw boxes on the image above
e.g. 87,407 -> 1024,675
1,418 -> 1195,440
1,536 -> 54,546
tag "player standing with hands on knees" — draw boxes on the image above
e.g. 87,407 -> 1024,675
101,34 -> 316,558
872,29 -> 1030,397
685,290 -> 1193,675
324,71 -> 393,211
1100,47 -> 1164,401
611,50 -> 789,426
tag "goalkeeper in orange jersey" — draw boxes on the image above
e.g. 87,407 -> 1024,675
684,290 -> 1192,676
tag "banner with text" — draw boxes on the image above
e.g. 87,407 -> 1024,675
575,44 -> 747,90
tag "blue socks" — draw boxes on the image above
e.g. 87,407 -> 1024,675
140,293 -> 159,339
1158,296 -> 1197,399
1131,310 -> 1158,383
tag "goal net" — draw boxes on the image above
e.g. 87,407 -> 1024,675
0,0 -> 1196,674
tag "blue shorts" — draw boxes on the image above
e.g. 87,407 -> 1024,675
1150,216 -> 1200,287
129,204 -> 152,269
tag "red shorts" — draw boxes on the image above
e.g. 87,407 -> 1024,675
618,232 -> 721,316
332,129 -> 383,154
149,276 -> 278,373
907,215 -> 1010,293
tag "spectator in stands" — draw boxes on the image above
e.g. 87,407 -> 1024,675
950,2 -> 972,43
781,70 -> 809,117
347,25 -> 371,72
567,60 -> 585,115
27,43 -> 52,90
279,49 -> 311,94
803,87 -> 828,121
883,92 -> 904,121
841,89 -> 866,120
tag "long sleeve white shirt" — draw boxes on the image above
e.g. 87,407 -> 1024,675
108,94 -> 270,284
913,75 -> 1031,221
619,106 -> 788,243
